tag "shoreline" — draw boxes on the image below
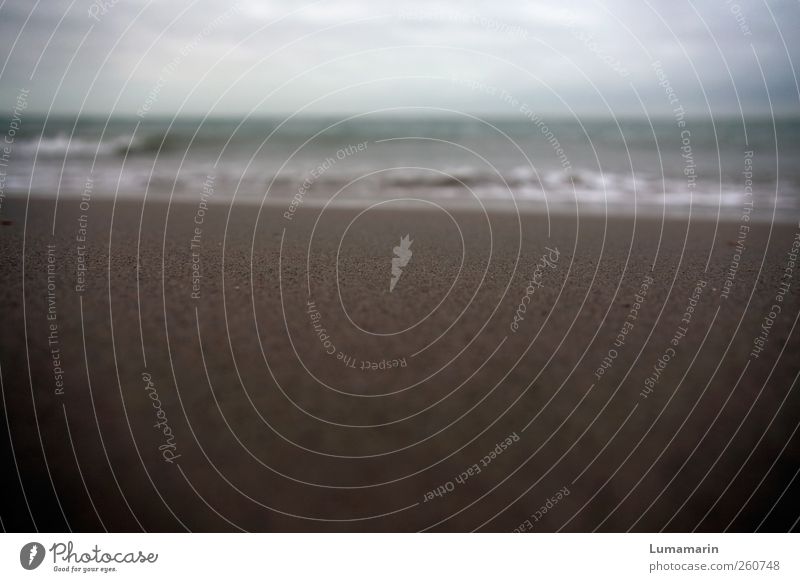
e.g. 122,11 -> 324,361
4,192 -> 800,225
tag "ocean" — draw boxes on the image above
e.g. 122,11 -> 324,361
2,115 -> 799,216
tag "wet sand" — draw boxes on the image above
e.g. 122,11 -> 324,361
1,195 -> 799,532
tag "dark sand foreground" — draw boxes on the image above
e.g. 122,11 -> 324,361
1,196 -> 799,532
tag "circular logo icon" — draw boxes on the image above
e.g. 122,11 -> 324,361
20,542 -> 45,570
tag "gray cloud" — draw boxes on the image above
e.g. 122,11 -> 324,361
0,0 -> 798,117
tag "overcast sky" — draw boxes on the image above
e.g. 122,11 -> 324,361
0,0 -> 798,117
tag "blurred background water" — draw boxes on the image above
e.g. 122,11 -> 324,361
2,114 -> 798,214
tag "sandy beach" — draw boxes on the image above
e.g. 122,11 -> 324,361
1,195 -> 798,532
